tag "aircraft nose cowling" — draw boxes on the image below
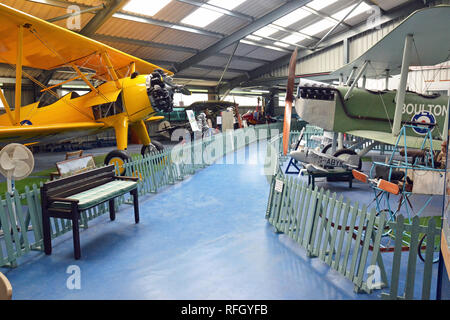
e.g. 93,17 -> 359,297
295,87 -> 336,132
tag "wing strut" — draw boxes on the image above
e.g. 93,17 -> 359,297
101,51 -> 122,89
15,25 -> 24,125
344,60 -> 369,100
392,34 -> 413,136
0,87 -> 15,125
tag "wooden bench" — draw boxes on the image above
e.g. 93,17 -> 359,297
307,170 -> 353,189
41,165 -> 139,259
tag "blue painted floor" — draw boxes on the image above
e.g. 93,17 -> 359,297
1,142 -> 431,299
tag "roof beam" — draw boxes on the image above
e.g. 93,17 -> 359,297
93,34 -> 199,53
176,0 -> 313,73
80,0 -> 130,37
47,4 -> 104,23
92,34 -> 268,65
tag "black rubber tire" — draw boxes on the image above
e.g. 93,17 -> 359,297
141,140 -> 164,157
321,143 -> 334,155
150,140 -> 164,152
418,233 -> 439,264
333,148 -> 362,171
104,150 -> 130,174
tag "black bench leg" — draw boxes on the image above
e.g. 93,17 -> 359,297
131,189 -> 139,223
42,210 -> 52,255
109,199 -> 116,221
72,208 -> 81,260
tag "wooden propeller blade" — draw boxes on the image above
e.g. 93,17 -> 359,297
283,48 -> 298,155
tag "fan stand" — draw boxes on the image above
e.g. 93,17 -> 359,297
6,171 -> 18,229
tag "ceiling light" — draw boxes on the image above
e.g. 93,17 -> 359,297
273,7 -> 311,27
123,0 -> 172,16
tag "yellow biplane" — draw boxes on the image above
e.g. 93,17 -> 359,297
0,3 -> 189,169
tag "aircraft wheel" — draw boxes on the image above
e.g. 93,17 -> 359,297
322,143 -> 347,155
141,140 -> 164,157
333,148 -> 362,171
321,143 -> 333,155
104,150 -> 130,175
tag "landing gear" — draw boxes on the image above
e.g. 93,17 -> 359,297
104,150 -> 130,174
327,148 -> 362,182
141,140 -> 164,157
321,143 -> 334,155
333,148 -> 362,170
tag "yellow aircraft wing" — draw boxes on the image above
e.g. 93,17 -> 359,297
0,3 -> 172,80
0,122 -> 105,141
347,130 -> 443,151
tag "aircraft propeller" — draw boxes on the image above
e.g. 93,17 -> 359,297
282,48 -> 298,155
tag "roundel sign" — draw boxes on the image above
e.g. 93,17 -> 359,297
411,111 -> 435,135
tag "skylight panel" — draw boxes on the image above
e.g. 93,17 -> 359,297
263,45 -> 287,52
253,25 -> 279,37
272,7 -> 311,27
307,0 -> 338,11
123,0 -> 172,16
332,2 -> 372,21
280,33 -> 306,44
246,35 -> 262,41
181,0 -> 248,28
299,19 -> 335,36
181,7 -> 223,28
208,0 -> 247,11
240,39 -> 258,46
274,42 -> 290,48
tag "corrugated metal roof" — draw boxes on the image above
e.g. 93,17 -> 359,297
95,17 -> 166,41
133,46 -> 194,62
1,0 -> 69,20
0,0 -> 420,88
151,28 -> 218,50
